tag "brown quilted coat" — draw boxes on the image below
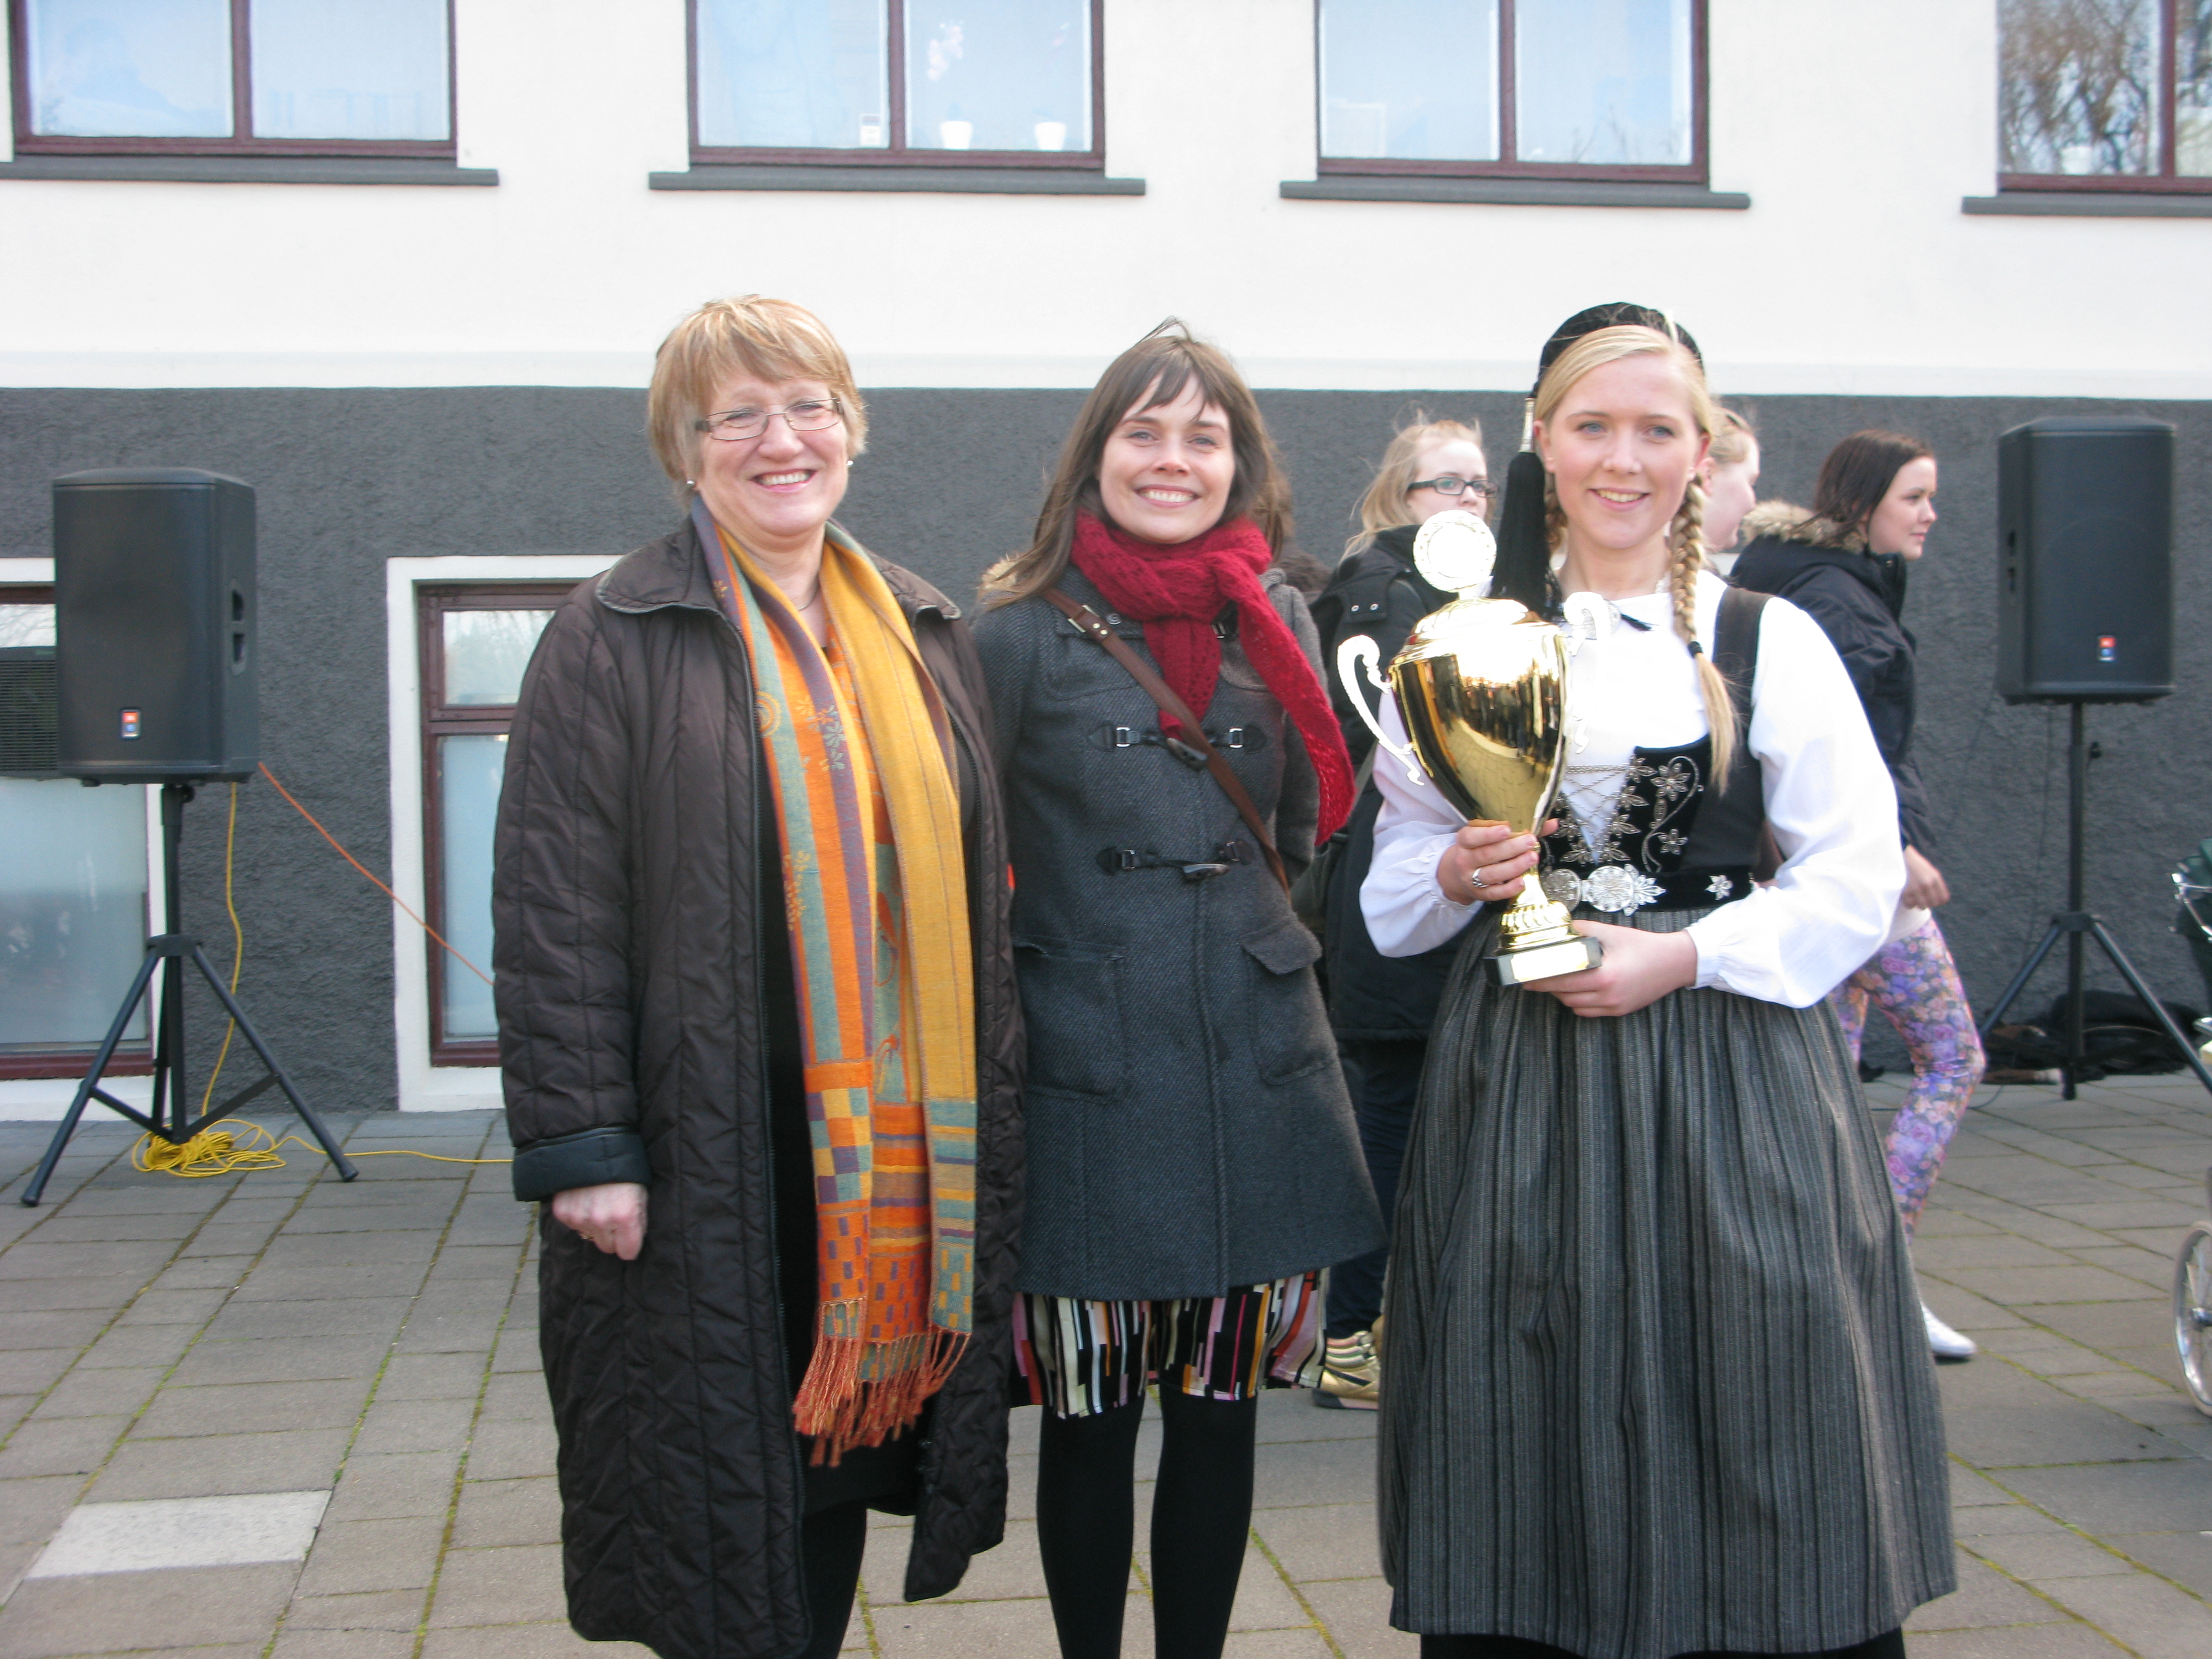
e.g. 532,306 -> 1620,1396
492,519 -> 1024,1659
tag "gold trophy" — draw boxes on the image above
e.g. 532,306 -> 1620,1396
1338,512 -> 1602,986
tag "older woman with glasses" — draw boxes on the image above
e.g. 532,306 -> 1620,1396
494,295 -> 1024,1659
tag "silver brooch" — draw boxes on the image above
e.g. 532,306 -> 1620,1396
1541,869 -> 1583,907
1543,865 -> 1665,915
1706,874 -> 1735,900
1583,866 -> 1664,914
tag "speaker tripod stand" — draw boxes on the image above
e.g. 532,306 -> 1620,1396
1978,705 -> 2212,1103
20,782 -> 358,1206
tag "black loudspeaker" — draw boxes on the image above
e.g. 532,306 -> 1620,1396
0,646 -> 59,776
1997,416 -> 2174,704
54,468 -> 258,782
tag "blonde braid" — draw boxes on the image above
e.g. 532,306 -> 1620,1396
1668,476 -> 1738,779
1543,475 -> 1567,555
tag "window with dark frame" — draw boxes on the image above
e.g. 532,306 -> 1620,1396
0,584 -> 153,1081
690,0 -> 1103,168
9,0 -> 457,157
2000,0 -> 2211,192
416,583 -> 565,1068
1314,0 -> 1705,182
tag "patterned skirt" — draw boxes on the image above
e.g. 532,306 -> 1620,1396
1014,1273 -> 1324,1417
1379,906 -> 1955,1659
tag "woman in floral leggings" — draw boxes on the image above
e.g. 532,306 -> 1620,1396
1733,430 -> 1985,1360
1832,920 -> 1984,1241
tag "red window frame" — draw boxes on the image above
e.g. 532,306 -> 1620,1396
0,583 -> 153,1080
8,0 -> 458,159
687,0 -> 1107,170
1999,0 -> 2212,194
1314,0 -> 1709,185
416,582 -> 570,1068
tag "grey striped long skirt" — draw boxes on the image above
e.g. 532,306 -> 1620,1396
1378,909 -> 1955,1659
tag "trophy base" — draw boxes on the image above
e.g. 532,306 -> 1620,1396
1485,933 -> 1604,987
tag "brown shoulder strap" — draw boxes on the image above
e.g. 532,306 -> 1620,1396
1041,589 -> 1291,892
1710,584 -> 1767,724
1709,585 -> 1780,878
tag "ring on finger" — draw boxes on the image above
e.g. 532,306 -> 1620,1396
1471,865 -> 1488,892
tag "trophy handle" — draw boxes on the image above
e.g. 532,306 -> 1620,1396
1335,635 -> 1428,788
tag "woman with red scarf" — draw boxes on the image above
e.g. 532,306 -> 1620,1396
972,324 -> 1383,1659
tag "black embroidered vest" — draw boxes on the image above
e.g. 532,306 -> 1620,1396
1539,587 -> 1770,914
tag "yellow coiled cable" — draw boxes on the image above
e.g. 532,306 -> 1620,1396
132,1118 -> 510,1177
128,784 -> 512,1180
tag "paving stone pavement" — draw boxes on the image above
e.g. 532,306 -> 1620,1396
1,1072 -> 2208,1659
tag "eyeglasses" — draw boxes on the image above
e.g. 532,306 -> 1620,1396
693,398 -> 846,442
1408,476 -> 1496,502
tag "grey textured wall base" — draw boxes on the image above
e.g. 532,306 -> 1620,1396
3,384 -> 2206,1108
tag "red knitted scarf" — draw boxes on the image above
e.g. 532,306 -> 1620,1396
1069,512 -> 1353,839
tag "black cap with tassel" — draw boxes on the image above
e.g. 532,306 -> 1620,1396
1490,303 -> 1704,617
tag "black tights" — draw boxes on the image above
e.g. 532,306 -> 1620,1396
1418,1631 -> 1909,1659
1035,1389 -> 1260,1659
796,1499 -> 870,1659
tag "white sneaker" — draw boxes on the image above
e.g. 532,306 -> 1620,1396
1924,1305 -> 1978,1361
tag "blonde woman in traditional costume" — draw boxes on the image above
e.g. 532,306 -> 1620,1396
1361,305 -> 1953,1659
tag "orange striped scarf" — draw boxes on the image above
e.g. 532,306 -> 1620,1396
705,505 -> 978,1462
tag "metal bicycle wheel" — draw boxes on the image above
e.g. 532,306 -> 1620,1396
2175,1222 -> 2212,1418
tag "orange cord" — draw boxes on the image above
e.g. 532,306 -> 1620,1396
257,761 -> 494,987
197,781 -> 244,1115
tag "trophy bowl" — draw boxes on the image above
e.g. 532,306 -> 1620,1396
1392,597 -> 1568,828
1333,512 -> 1600,987
1366,596 -> 1601,986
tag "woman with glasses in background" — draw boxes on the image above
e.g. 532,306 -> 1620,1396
495,295 -> 1024,1659
1305,415 -> 1492,1410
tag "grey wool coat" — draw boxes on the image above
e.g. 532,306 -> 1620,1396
972,567 -> 1383,1302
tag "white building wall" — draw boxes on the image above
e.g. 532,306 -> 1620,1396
0,0 -> 2205,396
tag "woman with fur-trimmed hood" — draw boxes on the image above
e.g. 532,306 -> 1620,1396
1731,431 -> 1987,1363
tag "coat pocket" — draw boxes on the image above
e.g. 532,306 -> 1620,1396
1242,919 -> 1336,1084
1013,937 -> 1128,1097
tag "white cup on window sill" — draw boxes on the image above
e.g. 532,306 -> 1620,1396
938,119 -> 973,149
1034,120 -> 1067,152
858,116 -> 885,147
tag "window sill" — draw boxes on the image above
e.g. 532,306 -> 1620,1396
0,1054 -> 154,1081
0,155 -> 497,186
1962,191 -> 2212,217
651,164 -> 1144,195
1282,176 -> 1748,209
431,1045 -> 499,1070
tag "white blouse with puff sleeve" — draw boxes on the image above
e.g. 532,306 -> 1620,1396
1358,571 -> 1904,1009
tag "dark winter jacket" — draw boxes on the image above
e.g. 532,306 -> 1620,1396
1730,502 -> 1935,853
493,519 -> 1024,1659
1309,524 -> 1456,765
1307,525 -> 1464,1040
971,568 -> 1384,1301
